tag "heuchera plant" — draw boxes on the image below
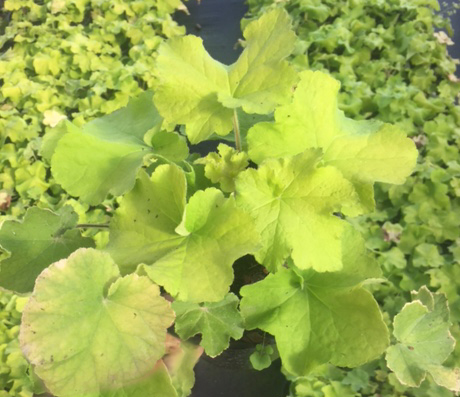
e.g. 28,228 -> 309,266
1,8 -> 445,397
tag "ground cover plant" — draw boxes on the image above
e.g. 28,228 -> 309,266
244,0 -> 460,395
2,6 -> 457,397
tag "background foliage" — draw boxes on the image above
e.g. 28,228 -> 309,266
244,0 -> 460,395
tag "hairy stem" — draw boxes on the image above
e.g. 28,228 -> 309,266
232,109 -> 242,152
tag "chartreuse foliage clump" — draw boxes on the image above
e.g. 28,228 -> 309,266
0,0 -> 186,223
0,291 -> 35,397
0,6 -> 454,397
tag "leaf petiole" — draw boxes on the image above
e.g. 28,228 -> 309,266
232,109 -> 242,152
76,223 -> 110,229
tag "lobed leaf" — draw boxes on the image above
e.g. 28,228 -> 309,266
386,287 -> 460,391
20,248 -> 175,397
51,92 -> 187,205
172,293 -> 244,357
235,149 -> 358,272
107,165 -> 259,302
154,8 -> 297,143
240,226 -> 388,376
247,70 -> 418,213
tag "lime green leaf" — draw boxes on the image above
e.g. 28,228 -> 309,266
148,129 -> 189,162
250,345 -> 274,371
154,35 -> 232,143
51,92 -> 163,204
195,143 -> 249,192
413,243 -> 444,268
386,287 -> 460,391
0,207 -> 94,293
247,70 -> 418,186
20,248 -> 175,397
154,8 -> 297,143
235,150 -> 357,272
101,362 -> 178,397
247,70 -> 342,162
323,120 -> 418,185
240,226 -> 388,376
107,166 -> 259,302
39,121 -> 75,163
144,186 -> 259,302
172,293 -> 244,357
219,8 -> 297,113
107,165 -> 186,273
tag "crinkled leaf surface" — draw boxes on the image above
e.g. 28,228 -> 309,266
154,8 -> 297,143
240,226 -> 388,376
386,287 -> 460,391
247,70 -> 418,198
0,206 -> 94,293
195,143 -> 249,192
51,92 -> 171,205
235,149 -> 357,272
20,248 -> 175,397
172,293 -> 244,357
107,165 -> 259,302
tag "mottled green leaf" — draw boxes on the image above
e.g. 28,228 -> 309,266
101,362 -> 177,397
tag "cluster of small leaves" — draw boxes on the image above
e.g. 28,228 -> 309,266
245,0 -> 460,395
0,291 -> 35,397
0,0 -> 185,223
